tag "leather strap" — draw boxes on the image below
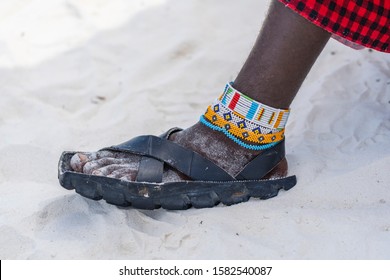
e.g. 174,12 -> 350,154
135,156 -> 164,183
135,127 -> 182,183
107,134 -> 235,181
104,128 -> 285,182
235,140 -> 285,180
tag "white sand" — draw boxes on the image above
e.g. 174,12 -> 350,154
0,0 -> 389,260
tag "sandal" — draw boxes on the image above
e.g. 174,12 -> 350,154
58,127 -> 296,210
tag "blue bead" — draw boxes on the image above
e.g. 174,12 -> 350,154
199,116 -> 279,151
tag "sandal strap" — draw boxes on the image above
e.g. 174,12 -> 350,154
107,133 -> 235,181
105,128 -> 285,182
235,140 -> 285,180
136,127 -> 182,183
136,156 -> 164,183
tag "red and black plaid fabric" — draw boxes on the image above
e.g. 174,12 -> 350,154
279,0 -> 390,53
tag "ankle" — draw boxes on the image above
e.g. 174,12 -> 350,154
200,82 -> 290,151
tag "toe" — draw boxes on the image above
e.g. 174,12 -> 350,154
107,167 -> 135,179
83,158 -> 123,174
70,153 -> 91,172
92,164 -> 134,177
70,150 -> 128,172
108,168 -> 138,181
82,157 -> 135,175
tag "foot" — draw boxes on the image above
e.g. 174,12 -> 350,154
70,122 -> 288,182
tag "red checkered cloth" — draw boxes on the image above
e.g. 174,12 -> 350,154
279,0 -> 390,53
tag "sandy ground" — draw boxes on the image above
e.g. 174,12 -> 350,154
0,0 -> 389,260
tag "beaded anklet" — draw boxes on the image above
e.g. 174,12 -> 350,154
200,82 -> 290,150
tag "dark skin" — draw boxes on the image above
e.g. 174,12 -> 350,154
234,0 -> 330,108
70,0 -> 331,181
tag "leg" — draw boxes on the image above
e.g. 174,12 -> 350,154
70,0 -> 331,181
234,0 -> 330,108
